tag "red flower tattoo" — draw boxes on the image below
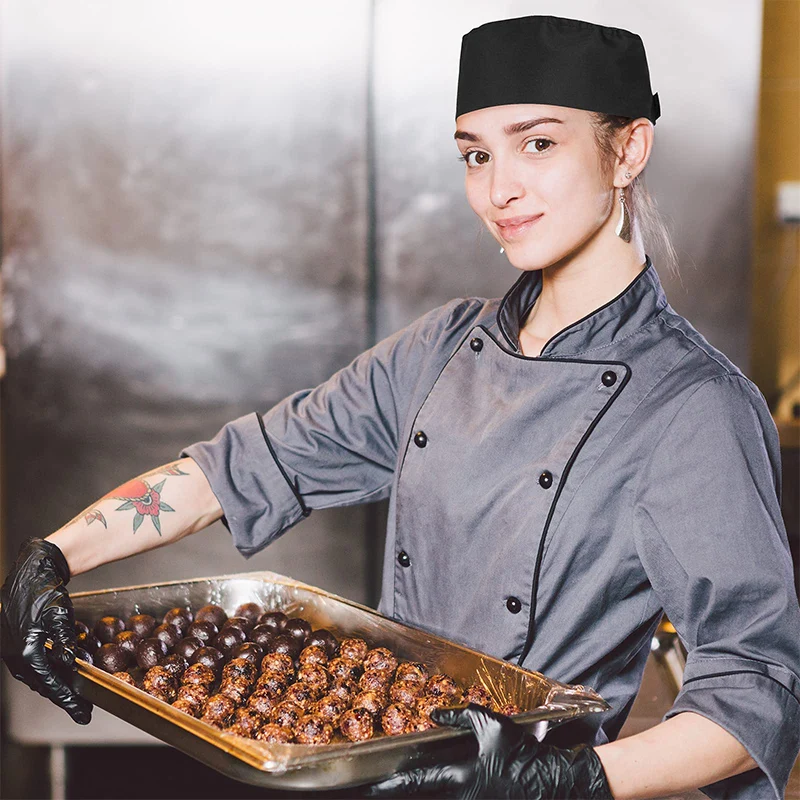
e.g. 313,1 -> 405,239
113,478 -> 174,535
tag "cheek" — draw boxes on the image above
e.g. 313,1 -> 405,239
536,157 -> 607,221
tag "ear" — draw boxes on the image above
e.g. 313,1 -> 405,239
614,118 -> 654,187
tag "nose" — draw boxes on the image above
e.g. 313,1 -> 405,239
489,156 -> 525,208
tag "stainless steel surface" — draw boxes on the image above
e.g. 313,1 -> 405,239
68,571 -> 608,789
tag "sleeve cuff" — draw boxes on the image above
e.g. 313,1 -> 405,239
181,412 -> 309,557
664,659 -> 800,799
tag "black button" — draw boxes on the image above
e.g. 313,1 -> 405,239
470,337 -> 484,352
414,431 -> 428,448
397,550 -> 411,568
506,596 -> 522,614
601,370 -> 617,387
539,470 -> 553,489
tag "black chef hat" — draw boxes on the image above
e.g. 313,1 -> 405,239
456,15 -> 660,124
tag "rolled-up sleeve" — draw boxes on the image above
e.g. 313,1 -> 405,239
182,299 -> 474,557
633,373 -> 800,799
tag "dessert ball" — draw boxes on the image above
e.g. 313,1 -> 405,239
96,643 -> 129,673
234,603 -> 263,626
498,703 -> 522,716
425,674 -> 459,701
294,713 -> 333,745
172,698 -> 199,717
298,645 -> 328,667
314,694 -> 347,726
161,653 -> 189,679
246,690 -> 280,717
256,671 -> 290,698
212,626 -> 246,655
358,669 -> 393,694
339,707 -> 374,742
327,657 -> 361,682
143,665 -> 178,695
256,611 -> 287,634
93,616 -> 125,645
296,663 -> 330,694
195,604 -> 227,629
328,677 -> 358,704
181,662 -> 216,687
162,607 -> 193,634
201,694 -> 236,728
135,637 -> 168,670
270,701 -> 303,730
173,635 -> 203,663
305,629 -> 338,658
416,695 -> 447,721
177,683 -> 211,708
76,631 -> 101,655
126,614 -> 157,639
283,683 -> 318,710
381,703 -> 413,736
283,618 -> 312,647
74,621 -> 90,636
221,616 -> 252,635
256,723 -> 293,744
351,690 -> 387,716
112,671 -> 136,686
230,642 -> 263,665
390,680 -> 423,707
152,623 -> 181,651
186,620 -> 218,644
260,652 -> 294,680
338,638 -> 368,663
222,657 -> 257,685
230,707 -> 264,738
249,624 -> 276,649
219,679 -> 250,706
74,647 -> 94,665
114,630 -> 140,660
147,689 -> 175,705
410,713 -> 437,732
395,662 -> 429,687
190,646 -> 225,675
462,684 -> 494,709
363,647 -> 398,675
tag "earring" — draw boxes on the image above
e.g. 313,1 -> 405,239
500,247 -> 505,254
615,189 -> 631,242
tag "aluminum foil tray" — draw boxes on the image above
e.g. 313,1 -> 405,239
69,571 -> 609,789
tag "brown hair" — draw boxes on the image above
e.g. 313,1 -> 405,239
590,113 -> 679,278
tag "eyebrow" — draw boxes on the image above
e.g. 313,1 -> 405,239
454,116 -> 564,142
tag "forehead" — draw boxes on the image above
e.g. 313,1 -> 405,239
454,104 -> 588,138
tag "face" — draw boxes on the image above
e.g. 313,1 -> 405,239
454,104 -> 616,271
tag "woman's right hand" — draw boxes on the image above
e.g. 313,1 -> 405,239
0,538 -> 92,724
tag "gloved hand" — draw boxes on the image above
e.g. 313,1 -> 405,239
368,704 -> 613,799
1,538 -> 92,724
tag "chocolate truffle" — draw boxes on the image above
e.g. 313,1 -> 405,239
93,616 -> 125,645
328,677 -> 358,703
298,644 -> 328,667
359,669 -> 393,694
270,701 -> 303,730
74,647 -> 94,665
143,665 -> 178,695
256,611 -> 287,634
296,663 -> 330,694
173,635 -> 203,662
161,653 -> 189,679
363,647 -> 398,675
114,630 -> 140,660
182,662 -> 216,686
410,713 -> 437,732
498,703 -> 522,716
283,683 -> 318,710
112,671 -> 137,686
96,643 -> 128,673
381,703 -> 413,736
152,623 -> 181,651
146,689 -> 174,705
190,646 -> 225,675
135,637 -> 168,670
425,674 -> 459,701
283,618 -> 312,647
219,679 -> 250,706
234,603 -> 263,626
265,634 -> 300,659
305,629 -> 338,658
186,620 -> 218,644
249,624 -> 276,649
212,626 -> 246,655
222,657 -> 257,684
256,723 -> 293,744
247,690 -> 280,717
351,690 -> 387,716
162,607 -> 193,634
201,694 -> 235,728
76,631 -> 101,655
328,657 -> 361,682
294,713 -> 333,745
314,694 -> 347,726
260,652 -> 294,679
339,707 -> 374,742
172,698 -> 200,717
177,683 -> 211,708
195,604 -> 227,629
390,680 -> 423,707
230,642 -> 263,665
74,620 -> 90,636
256,671 -> 290,698
416,695 -> 447,720
395,662 -> 429,686
230,707 -> 264,737
126,614 -> 157,639
338,638 -> 368,663
462,684 -> 494,709
221,616 -> 252,634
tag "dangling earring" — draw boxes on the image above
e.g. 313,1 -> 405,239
615,188 -> 631,243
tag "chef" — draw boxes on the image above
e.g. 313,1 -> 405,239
3,14 -> 799,800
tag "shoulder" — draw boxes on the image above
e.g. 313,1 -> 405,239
389,296 -> 498,349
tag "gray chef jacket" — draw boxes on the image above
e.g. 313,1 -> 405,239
184,257 -> 800,799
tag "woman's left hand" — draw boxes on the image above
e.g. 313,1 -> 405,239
366,703 -> 613,799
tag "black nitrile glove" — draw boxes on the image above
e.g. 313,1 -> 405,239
1,538 -> 92,724
368,704 -> 613,799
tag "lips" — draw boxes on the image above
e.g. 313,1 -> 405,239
494,214 -> 543,241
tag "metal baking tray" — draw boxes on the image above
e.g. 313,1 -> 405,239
68,571 -> 609,790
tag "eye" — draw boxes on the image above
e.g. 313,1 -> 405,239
523,138 -> 554,154
459,150 -> 491,167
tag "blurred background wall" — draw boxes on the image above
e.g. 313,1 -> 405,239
1,1 -> 796,798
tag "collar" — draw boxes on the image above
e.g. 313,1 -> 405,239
496,255 -> 667,357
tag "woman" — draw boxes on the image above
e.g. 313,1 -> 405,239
3,15 -> 798,800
